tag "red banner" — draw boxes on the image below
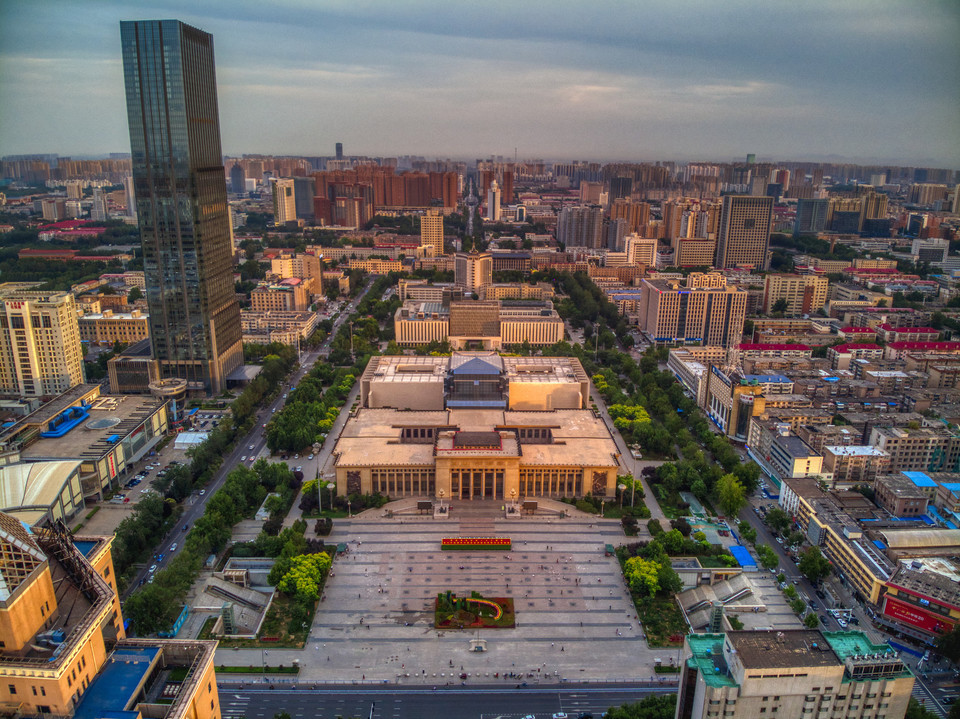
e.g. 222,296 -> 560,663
883,596 -> 956,635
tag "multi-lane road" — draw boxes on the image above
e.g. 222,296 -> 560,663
123,278 -> 375,597
220,685 -> 673,719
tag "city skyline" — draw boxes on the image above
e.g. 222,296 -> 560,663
1,0 -> 958,166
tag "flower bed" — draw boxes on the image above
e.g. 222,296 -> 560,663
441,537 -> 511,551
435,591 -> 515,629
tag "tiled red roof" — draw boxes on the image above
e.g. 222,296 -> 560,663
877,324 -> 938,333
839,327 -> 875,333
831,344 -> 883,352
739,343 -> 811,351
888,341 -> 960,351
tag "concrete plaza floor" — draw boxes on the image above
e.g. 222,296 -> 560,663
214,500 -> 678,685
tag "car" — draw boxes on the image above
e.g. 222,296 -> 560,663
577,713 -> 594,719
182,524 -> 189,531
157,553 -> 164,562
848,617 -> 859,625
295,466 -> 303,473
247,456 -> 255,462
263,423 -> 267,428
283,394 -> 288,399
308,454 -> 314,460
249,444 -> 255,451
294,454 -> 299,459
199,489 -> 206,496
815,589 -> 827,600
149,564 -> 157,573
170,543 -> 178,552
272,408 -> 277,413
552,714 -> 569,719
809,601 -> 818,610
241,456 -> 247,462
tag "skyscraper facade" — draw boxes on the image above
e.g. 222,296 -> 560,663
272,178 -> 297,224
794,197 -> 829,236
420,209 -> 444,256
714,194 -> 773,269
121,19 -> 242,394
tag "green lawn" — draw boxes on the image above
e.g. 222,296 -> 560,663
204,594 -> 316,649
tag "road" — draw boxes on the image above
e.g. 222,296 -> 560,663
220,685 -> 673,719
123,278 -> 376,597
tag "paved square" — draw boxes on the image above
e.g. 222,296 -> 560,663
261,503 -> 678,684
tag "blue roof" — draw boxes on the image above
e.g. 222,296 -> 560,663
729,545 -> 756,568
72,540 -> 97,558
743,375 -> 791,383
941,483 -> 960,492
872,540 -> 886,550
902,471 -> 937,488
73,646 -> 160,719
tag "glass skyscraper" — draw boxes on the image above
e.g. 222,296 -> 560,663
120,20 -> 241,394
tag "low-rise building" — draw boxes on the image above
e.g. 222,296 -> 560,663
250,278 -> 311,312
761,273 -> 829,314
874,473 -> 930,516
239,310 -> 319,346
77,309 -> 150,346
876,324 -> 940,343
0,384 -> 169,500
868,426 -> 960,473
880,565 -> 960,644
827,343 -> 884,370
821,445 -> 890,488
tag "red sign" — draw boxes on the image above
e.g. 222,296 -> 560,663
884,596 -> 956,635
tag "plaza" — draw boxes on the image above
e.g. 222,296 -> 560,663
215,500 -> 676,684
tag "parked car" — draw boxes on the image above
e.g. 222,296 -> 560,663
308,454 -> 314,460
241,456 -> 247,462
169,543 -> 178,552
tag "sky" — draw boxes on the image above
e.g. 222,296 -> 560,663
1,0 -> 958,166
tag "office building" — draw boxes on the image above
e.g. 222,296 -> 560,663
639,274 -> 747,349
272,178 -> 297,224
623,234 -> 658,266
420,208 -> 444,257
229,162 -> 245,194
0,284 -> 84,399
292,176 -> 316,220
794,197 -> 828,235
821,446 -> 890,488
714,195 -> 773,269
867,426 -> 960,473
90,187 -> 108,221
762,273 -> 829,315
121,19 -> 242,394
0,513 -> 220,718
270,252 -> 323,294
676,630 -> 913,719
240,310 -> 319,346
455,251 -> 493,293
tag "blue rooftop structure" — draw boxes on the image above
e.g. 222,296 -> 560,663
729,545 -> 757,569
742,374 -> 791,384
450,357 -> 501,375
72,540 -> 97,558
902,471 -> 937,488
73,646 -> 159,719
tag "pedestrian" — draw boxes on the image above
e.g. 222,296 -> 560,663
561,646 -> 564,652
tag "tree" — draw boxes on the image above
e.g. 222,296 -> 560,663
739,524 -> 757,544
127,286 -> 143,303
798,546 -> 832,584
756,544 -> 779,570
804,612 -> 820,628
765,507 -> 792,535
716,473 -> 746,518
772,298 -> 789,314
936,623 -> 960,663
624,556 -> 661,596
604,695 -> 676,719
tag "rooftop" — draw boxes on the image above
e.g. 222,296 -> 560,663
823,445 -> 888,457
686,634 -> 737,688
728,630 -> 839,669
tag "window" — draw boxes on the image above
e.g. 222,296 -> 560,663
8,685 -> 15,695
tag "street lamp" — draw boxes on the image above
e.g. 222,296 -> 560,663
326,482 -> 336,513
600,499 -> 605,518
618,483 -> 627,509
510,488 -> 517,512
261,649 -> 268,681
347,498 -> 352,518
438,488 -> 445,511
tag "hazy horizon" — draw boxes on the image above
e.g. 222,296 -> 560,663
1,0 -> 958,167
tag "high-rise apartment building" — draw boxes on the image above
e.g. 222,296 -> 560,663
557,205 -> 603,248
420,209 -> 444,257
90,187 -> 108,221
0,284 -> 84,399
610,199 -> 650,234
714,195 -> 773,269
639,273 -> 746,348
794,198 -> 829,236
762,273 -> 830,315
66,180 -> 83,200
455,251 -> 493,293
121,19 -> 242,394
486,180 -> 501,221
272,178 -> 297,224
123,175 -> 137,218
676,630 -> 913,719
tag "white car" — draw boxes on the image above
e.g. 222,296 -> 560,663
149,564 -> 157,573
249,444 -> 255,451
295,466 -> 303,473
308,454 -> 314,460
240,456 -> 247,462
169,543 -> 178,552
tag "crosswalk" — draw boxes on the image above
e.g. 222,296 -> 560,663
912,684 -> 947,718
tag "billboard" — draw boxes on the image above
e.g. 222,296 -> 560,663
883,596 -> 955,635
